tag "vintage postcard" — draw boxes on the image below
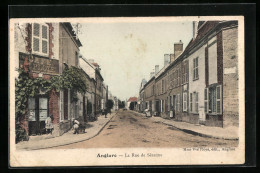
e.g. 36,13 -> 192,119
9,16 -> 245,166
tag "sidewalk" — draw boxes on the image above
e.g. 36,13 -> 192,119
16,112 -> 116,150
133,111 -> 238,140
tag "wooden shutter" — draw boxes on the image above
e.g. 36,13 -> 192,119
196,92 -> 199,113
196,57 -> 199,79
183,92 -> 187,111
33,23 -> 40,37
216,85 -> 222,114
190,93 -> 193,112
33,23 -> 40,52
204,88 -> 208,113
42,25 -> 48,54
193,59 -> 196,80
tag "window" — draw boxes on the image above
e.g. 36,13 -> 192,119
182,61 -> 189,83
183,92 -> 187,112
28,98 -> 36,121
209,87 -> 216,113
190,93 -> 193,112
39,97 -> 48,121
177,94 -> 180,112
32,23 -> 49,55
162,80 -> 164,93
75,51 -> 78,67
207,85 -> 222,114
193,57 -> 199,80
216,86 -> 222,114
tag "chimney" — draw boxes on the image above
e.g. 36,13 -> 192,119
164,54 -> 170,66
174,40 -> 183,60
170,54 -> 175,62
155,65 -> 159,74
193,21 -> 198,40
150,72 -> 155,78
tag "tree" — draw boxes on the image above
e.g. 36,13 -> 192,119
106,99 -> 114,110
118,99 -> 125,108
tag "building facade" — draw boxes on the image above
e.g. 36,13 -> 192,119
15,22 -> 83,136
140,20 -> 239,128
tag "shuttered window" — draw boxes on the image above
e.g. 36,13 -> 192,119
193,57 -> 199,80
177,94 -> 180,112
208,85 -> 222,114
204,88 -> 208,113
195,92 -> 199,113
32,23 -> 49,55
183,92 -> 187,112
190,93 -> 193,112
216,85 -> 222,114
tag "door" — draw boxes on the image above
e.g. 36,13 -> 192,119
172,95 -> 176,118
28,96 -> 48,135
63,89 -> 68,120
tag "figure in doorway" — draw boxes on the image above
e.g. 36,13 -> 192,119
45,114 -> 54,134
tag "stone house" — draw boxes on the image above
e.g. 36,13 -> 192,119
141,20 -> 239,128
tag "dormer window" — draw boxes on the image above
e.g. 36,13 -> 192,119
32,23 -> 49,56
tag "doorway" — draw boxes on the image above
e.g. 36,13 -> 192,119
28,96 -> 48,135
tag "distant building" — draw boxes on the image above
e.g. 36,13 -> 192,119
127,97 -> 138,110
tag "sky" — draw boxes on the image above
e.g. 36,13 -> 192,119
75,19 -> 193,101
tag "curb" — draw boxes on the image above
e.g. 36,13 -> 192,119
131,110 -> 238,141
19,113 -> 117,150
162,122 -> 239,141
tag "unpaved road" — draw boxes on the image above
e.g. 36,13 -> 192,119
53,110 -> 238,149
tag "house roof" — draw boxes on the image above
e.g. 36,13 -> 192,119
62,22 -> 82,47
128,97 -> 137,102
92,62 -> 99,67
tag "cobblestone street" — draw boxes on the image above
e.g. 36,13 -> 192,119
54,110 -> 238,149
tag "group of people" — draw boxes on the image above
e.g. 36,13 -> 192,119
45,115 -> 83,135
45,109 -> 112,135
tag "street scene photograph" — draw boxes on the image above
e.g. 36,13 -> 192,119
9,16 -> 245,166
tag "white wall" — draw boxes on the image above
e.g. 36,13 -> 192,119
188,44 -> 206,114
208,36 -> 218,85
51,23 -> 59,60
79,58 -> 96,79
14,23 -> 28,78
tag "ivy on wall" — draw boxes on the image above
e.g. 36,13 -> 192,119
15,66 -> 88,142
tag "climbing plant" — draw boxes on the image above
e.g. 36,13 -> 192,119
15,66 -> 88,142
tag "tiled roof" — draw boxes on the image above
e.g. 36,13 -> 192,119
92,62 -> 99,67
128,97 -> 137,102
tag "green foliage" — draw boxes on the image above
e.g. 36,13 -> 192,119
15,123 -> 29,143
118,100 -> 125,108
15,66 -> 88,141
106,99 -> 114,110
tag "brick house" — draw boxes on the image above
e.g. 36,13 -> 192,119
15,22 -> 83,136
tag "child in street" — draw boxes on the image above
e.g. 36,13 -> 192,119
73,118 -> 80,134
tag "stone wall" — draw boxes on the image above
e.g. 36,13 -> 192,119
222,26 -> 239,127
